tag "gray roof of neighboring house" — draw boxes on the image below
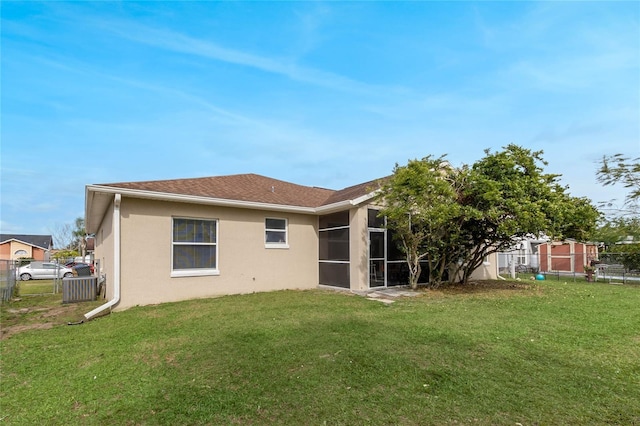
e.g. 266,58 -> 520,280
0,234 -> 54,250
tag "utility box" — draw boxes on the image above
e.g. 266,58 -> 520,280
63,276 -> 98,303
72,265 -> 92,277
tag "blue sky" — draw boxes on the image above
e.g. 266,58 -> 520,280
2,1 -> 639,239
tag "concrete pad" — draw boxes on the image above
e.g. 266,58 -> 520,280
367,297 -> 395,304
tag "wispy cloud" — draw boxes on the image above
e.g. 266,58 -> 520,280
93,17 -> 386,96
4,47 -> 257,126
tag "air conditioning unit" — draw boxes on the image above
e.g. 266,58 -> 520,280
62,276 -> 97,303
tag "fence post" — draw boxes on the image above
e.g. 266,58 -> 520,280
0,260 -> 18,302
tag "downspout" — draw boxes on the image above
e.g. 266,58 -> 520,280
84,193 -> 121,320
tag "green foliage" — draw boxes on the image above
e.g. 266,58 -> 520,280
52,249 -> 79,261
458,145 -> 597,283
597,154 -> 640,204
593,216 -> 640,249
377,156 -> 465,288
16,257 -> 35,266
72,217 -> 87,253
604,243 -> 640,272
597,154 -> 640,217
377,145 -> 599,287
467,145 -> 598,243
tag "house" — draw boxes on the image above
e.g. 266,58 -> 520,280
0,234 -> 53,261
84,173 -> 497,314
498,236 -> 549,273
499,237 -> 599,275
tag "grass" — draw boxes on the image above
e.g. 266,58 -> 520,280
13,279 -> 60,296
1,280 -> 639,425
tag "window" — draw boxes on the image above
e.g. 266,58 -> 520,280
265,218 -> 288,248
14,249 -> 28,256
172,218 -> 218,277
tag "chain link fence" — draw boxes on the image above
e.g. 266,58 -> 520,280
1,259 -> 101,299
15,263 -> 66,296
0,260 -> 18,302
498,252 -> 640,284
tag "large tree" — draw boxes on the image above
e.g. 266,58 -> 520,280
72,217 -> 87,256
455,146 -> 599,283
49,216 -> 86,252
592,216 -> 640,249
376,156 -> 467,288
594,154 -> 640,270
376,145 -> 600,288
596,153 -> 640,212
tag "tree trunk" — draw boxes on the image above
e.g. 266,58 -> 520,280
408,257 -> 421,290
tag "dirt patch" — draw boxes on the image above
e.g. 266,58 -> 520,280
1,323 -> 54,339
1,299 -> 99,340
418,280 -> 537,299
437,280 -> 533,292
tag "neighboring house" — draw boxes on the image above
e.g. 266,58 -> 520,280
85,173 -> 497,311
498,236 -> 549,272
500,237 -> 599,275
86,236 -> 95,254
0,234 -> 54,261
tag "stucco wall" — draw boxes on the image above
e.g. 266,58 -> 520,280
32,247 -> 46,261
114,198 -> 319,310
349,205 -> 369,291
0,241 -> 35,261
468,252 -> 498,280
95,198 -> 115,301
0,243 -> 9,260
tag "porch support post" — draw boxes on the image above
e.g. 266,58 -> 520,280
349,206 -> 369,291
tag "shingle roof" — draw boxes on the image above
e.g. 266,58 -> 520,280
321,177 -> 386,206
100,174 -> 338,208
0,234 -> 53,249
97,173 -> 385,208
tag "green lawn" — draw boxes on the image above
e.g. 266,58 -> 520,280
14,278 -> 60,295
1,280 -> 639,425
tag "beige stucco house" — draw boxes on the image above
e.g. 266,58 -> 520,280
84,174 -> 496,315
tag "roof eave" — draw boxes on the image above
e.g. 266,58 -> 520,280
86,185 -> 318,223
86,185 -> 381,228
316,190 -> 379,214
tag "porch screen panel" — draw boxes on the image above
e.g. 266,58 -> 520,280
385,227 -> 430,286
319,211 -> 350,288
368,209 -> 385,229
319,229 -> 349,261
319,263 -> 350,288
387,228 -> 405,261
319,211 -> 349,229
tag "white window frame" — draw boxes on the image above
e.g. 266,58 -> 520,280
171,217 -> 220,278
265,217 -> 289,249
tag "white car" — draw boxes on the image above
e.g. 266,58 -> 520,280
17,262 -> 74,281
